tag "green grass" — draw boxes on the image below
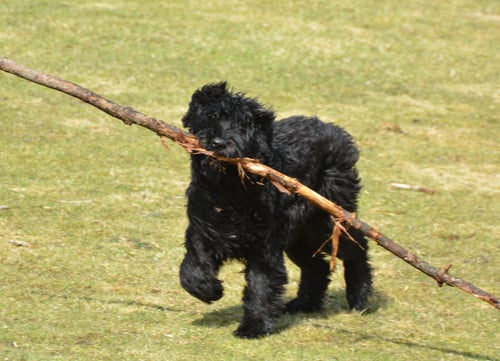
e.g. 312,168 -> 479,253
1,0 -> 499,360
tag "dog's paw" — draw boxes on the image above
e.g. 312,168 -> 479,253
195,279 -> 224,304
347,296 -> 369,313
233,322 -> 271,339
346,282 -> 372,312
180,275 -> 224,304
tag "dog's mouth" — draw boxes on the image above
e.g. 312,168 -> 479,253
207,158 -> 226,172
212,148 -> 237,158
202,140 -> 244,177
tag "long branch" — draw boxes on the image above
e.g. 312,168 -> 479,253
1,57 -> 498,310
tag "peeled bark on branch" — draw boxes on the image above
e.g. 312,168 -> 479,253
1,57 -> 498,310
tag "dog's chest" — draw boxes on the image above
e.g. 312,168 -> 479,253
192,189 -> 271,251
186,174 -> 281,256
210,197 -> 267,239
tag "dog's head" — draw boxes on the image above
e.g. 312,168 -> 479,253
182,82 -> 275,160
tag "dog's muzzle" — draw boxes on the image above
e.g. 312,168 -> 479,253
207,135 -> 242,158
211,137 -> 227,151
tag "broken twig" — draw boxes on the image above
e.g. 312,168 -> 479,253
391,182 -> 436,194
8,240 -> 31,247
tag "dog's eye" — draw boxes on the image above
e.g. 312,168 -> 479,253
239,128 -> 248,137
202,129 -> 215,137
195,128 -> 215,144
207,110 -> 218,121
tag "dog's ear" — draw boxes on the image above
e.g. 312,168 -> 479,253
254,106 -> 275,131
192,81 -> 229,106
197,81 -> 229,101
182,82 -> 229,129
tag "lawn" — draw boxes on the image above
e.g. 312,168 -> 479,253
1,1 -> 499,360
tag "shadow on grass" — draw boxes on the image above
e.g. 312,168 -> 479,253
192,305 -> 242,328
35,291 -> 181,313
192,290 -> 497,361
311,326 -> 498,361
192,288 -> 389,332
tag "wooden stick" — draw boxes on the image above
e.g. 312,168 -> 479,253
1,57 -> 498,310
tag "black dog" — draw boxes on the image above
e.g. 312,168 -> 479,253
179,82 -> 372,338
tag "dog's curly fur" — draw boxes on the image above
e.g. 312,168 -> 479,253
179,82 -> 372,338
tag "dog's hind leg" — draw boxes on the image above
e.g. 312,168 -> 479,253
339,228 -> 372,311
234,254 -> 287,339
285,239 -> 331,314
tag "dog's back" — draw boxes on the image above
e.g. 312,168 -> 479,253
272,115 -> 361,212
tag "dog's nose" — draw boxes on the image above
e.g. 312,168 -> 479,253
211,137 -> 227,149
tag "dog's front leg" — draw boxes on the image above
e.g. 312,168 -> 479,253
234,254 -> 287,339
180,227 -> 224,304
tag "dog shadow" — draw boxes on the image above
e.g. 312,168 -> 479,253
191,292 -> 499,360
192,289 -> 389,332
